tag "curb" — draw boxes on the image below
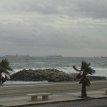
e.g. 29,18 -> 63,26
5,96 -> 107,107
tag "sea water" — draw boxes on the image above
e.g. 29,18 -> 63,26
1,56 -> 107,77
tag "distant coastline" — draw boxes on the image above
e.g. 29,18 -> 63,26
1,54 -> 107,58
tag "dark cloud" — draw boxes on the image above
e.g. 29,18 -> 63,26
76,0 -> 107,19
0,0 -> 107,19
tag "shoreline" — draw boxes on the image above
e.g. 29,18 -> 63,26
3,79 -> 107,86
1,80 -> 107,95
4,80 -> 48,85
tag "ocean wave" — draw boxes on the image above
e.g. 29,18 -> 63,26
12,67 -> 107,77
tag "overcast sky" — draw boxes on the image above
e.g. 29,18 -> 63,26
0,0 -> 107,57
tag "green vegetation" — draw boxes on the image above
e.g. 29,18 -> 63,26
0,59 -> 13,85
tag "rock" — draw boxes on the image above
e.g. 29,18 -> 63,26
10,69 -> 72,82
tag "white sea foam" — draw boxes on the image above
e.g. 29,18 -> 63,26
4,80 -> 48,85
93,68 -> 107,77
13,67 -> 107,77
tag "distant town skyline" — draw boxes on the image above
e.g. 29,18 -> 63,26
0,0 -> 107,57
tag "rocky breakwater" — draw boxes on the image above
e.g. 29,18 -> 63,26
10,69 -> 106,82
10,69 -> 73,82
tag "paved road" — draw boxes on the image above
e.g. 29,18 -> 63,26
22,98 -> 107,107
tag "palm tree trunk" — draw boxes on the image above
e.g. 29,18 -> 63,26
81,83 -> 87,98
0,73 -> 2,86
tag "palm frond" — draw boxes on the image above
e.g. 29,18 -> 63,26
0,59 -> 13,76
85,67 -> 95,75
81,61 -> 90,70
72,65 -> 81,72
0,59 -> 13,71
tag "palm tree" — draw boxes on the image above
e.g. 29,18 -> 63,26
73,61 -> 95,98
0,59 -> 13,85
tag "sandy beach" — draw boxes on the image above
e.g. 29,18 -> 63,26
0,80 -> 107,106
0,80 -> 107,98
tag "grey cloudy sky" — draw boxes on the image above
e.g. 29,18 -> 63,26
0,0 -> 107,57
